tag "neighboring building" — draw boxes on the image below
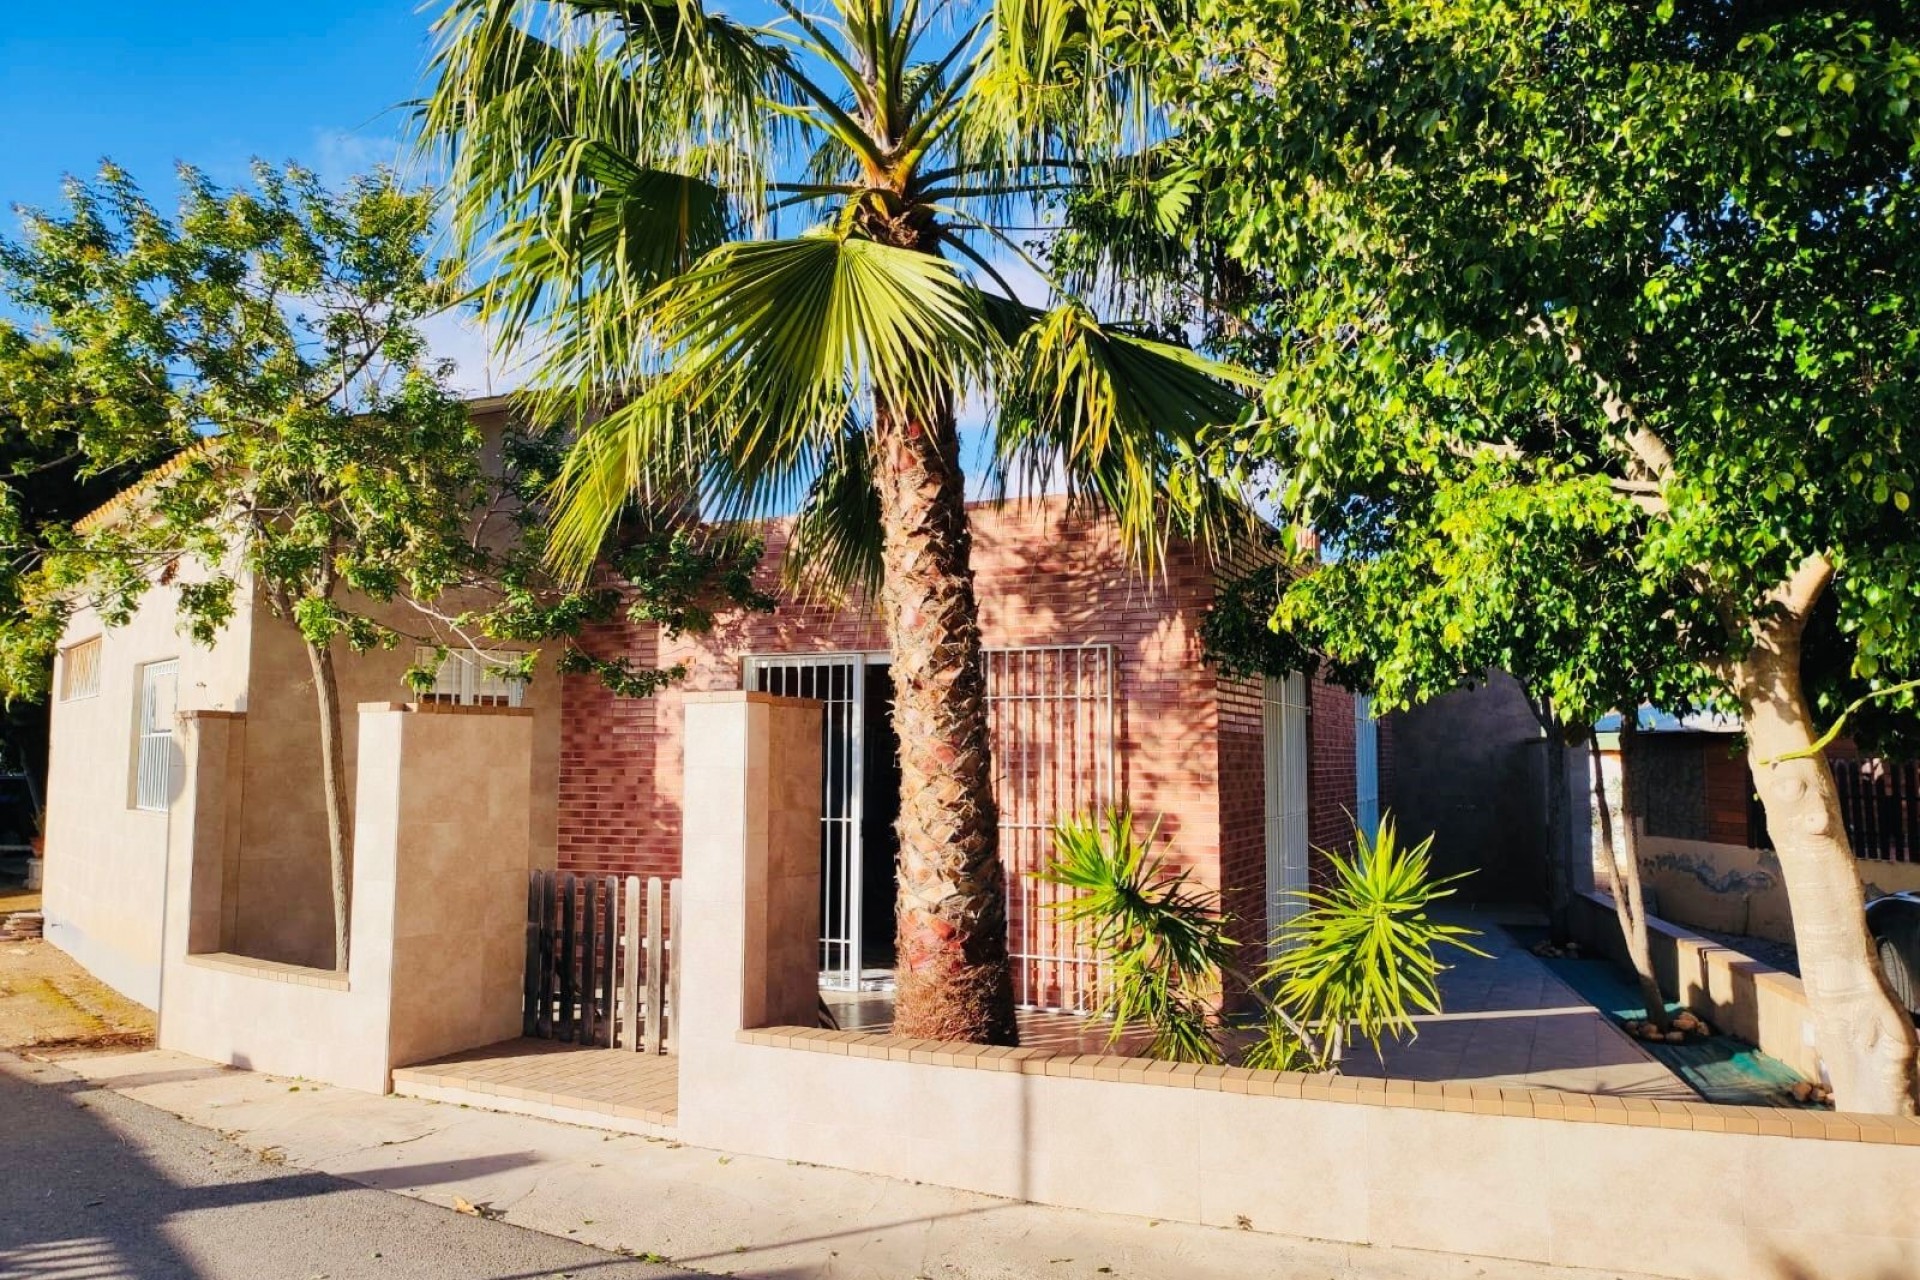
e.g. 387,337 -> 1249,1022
1605,725 -> 1920,945
41,400 -> 1390,1016
40,397 -> 566,1007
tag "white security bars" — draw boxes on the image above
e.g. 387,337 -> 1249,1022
133,659 -> 179,812
987,644 -> 1116,1012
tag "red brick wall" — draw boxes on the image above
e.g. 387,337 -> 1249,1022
555,498 -> 1375,971
1215,670 -> 1266,955
560,497 -> 1226,885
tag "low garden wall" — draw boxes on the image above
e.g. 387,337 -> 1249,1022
1636,831 -> 1920,948
156,704 -> 533,1092
1568,889 -> 1822,1080
673,693 -> 1920,1280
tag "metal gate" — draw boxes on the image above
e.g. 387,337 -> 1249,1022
747,645 -> 1118,1010
1264,673 -> 1311,956
988,645 -> 1116,1011
745,655 -> 870,990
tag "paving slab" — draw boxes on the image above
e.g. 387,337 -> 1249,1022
1340,923 -> 1692,1100
59,1047 -> 1667,1280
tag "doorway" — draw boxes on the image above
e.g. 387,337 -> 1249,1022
744,654 -> 900,991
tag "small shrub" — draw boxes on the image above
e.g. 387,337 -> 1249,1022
1042,810 -> 1483,1073
1258,817 -> 1487,1065
1037,811 -> 1232,1063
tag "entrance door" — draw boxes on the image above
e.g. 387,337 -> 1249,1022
1264,673 -> 1311,956
744,655 -> 897,990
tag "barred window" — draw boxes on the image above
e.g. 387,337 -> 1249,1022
133,659 -> 178,812
414,647 -> 526,708
60,637 -> 102,701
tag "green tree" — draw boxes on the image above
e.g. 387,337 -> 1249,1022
420,0 -> 1252,1041
0,342 -> 156,796
1149,0 -> 1920,1112
0,162 -> 771,968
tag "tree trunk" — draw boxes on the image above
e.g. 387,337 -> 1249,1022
1731,557 -> 1917,1114
1591,725 -> 1669,1032
870,399 -> 1018,1044
306,638 -> 354,972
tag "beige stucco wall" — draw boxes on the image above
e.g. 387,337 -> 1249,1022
41,572 -> 255,1007
672,692 -> 1920,1280
225,592 -> 563,968
157,704 -> 533,1091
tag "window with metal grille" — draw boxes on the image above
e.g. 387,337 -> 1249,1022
414,647 -> 526,707
132,659 -> 178,812
60,637 -> 102,701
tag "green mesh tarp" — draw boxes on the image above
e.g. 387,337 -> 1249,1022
1514,928 -> 1816,1108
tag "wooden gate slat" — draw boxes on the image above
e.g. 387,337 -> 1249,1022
559,872 -> 577,1043
667,878 -> 683,1054
601,876 -> 618,1047
622,875 -> 641,1051
538,870 -> 557,1039
523,870 -> 541,1037
580,875 -> 598,1045
645,876 -> 665,1055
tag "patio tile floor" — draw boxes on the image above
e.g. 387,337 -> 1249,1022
1336,915 -> 1696,1099
391,1037 -> 679,1133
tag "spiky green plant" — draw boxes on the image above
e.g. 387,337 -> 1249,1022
1038,810 -> 1232,1063
1259,817 -> 1486,1063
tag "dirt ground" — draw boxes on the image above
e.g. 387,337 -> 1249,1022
0,884 -> 42,913
0,937 -> 153,1055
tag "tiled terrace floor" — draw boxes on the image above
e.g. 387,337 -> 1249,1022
391,1038 -> 679,1134
392,925 -> 1689,1135
1337,917 -> 1694,1100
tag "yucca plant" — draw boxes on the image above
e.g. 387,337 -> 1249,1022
1038,811 -> 1233,1063
1258,817 -> 1486,1066
419,0 -> 1255,1043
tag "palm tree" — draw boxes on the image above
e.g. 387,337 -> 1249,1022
419,0 -> 1252,1043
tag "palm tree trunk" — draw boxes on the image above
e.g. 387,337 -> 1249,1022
306,638 -> 354,972
870,399 -> 1018,1044
1731,557 -> 1916,1114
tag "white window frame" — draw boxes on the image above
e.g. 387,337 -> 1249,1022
132,659 -> 179,812
60,637 -> 102,701
415,646 -> 527,708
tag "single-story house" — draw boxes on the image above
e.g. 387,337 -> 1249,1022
41,398 -> 1391,1018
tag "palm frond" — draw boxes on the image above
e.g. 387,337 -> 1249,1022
786,423 -> 884,598
991,302 -> 1257,570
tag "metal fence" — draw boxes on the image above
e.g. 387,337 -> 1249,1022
1748,758 -> 1920,863
524,870 -> 681,1052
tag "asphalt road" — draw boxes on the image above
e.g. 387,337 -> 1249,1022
0,1053 -> 697,1280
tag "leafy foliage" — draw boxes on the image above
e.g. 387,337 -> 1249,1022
1256,819 -> 1486,1063
1043,810 -> 1480,1072
1039,810 -> 1233,1062
418,0 -> 1257,585
0,163 -> 772,709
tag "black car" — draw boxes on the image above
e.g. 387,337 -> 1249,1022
1866,891 -> 1920,1014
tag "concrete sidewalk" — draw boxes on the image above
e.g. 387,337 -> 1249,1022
54,1047 -> 1663,1280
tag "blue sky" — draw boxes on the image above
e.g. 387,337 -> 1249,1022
0,1 -> 1048,458
2,3 -> 432,210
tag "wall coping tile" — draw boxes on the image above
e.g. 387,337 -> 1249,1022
737,1024 -> 1920,1144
